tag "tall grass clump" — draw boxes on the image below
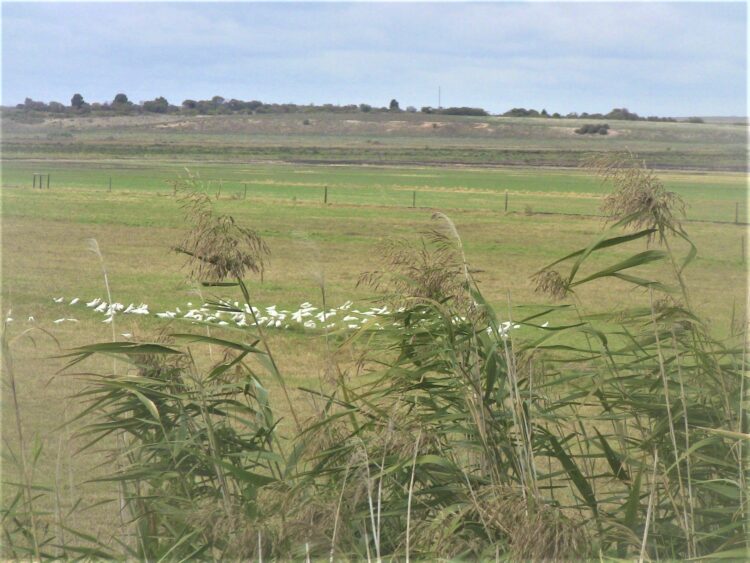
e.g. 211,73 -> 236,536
10,158 -> 744,560
1,324 -> 113,559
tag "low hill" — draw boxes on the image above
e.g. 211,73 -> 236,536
2,110 -> 747,171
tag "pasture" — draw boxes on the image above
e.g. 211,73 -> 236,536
1,111 -> 747,558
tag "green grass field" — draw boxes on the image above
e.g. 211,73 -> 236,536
2,160 -> 747,223
1,111 -> 747,555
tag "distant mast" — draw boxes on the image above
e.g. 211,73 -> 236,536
438,86 -> 441,109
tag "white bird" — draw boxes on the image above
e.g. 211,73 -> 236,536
304,320 -> 316,329
53,318 -> 66,324
87,298 -> 102,307
121,333 -> 133,338
292,309 -> 312,322
28,316 -> 35,322
129,304 -> 149,315
69,298 -> 79,305
53,297 -> 64,303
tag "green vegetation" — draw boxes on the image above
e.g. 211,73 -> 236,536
2,158 -> 747,224
3,159 -> 746,559
1,111 -> 747,559
575,123 -> 610,135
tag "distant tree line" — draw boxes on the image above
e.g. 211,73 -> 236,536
12,94 -> 403,116
502,106 -> 702,123
9,94 -> 703,123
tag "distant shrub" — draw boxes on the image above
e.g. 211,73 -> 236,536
439,107 -> 489,116
48,101 -> 66,113
503,107 -> 540,117
686,117 -> 705,124
302,118 -> 311,125
605,107 -> 639,120
575,123 -> 610,135
70,93 -> 84,109
143,97 -> 169,114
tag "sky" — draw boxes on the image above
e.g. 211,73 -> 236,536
1,2 -> 747,116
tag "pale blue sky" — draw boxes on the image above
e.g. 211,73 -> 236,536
2,2 -> 747,116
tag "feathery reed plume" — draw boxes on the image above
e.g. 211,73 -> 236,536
588,151 -> 685,241
172,172 -> 269,282
530,269 -> 568,300
358,216 -> 469,308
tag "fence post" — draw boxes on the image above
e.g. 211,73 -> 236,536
412,191 -> 416,208
324,186 -> 328,204
217,180 -> 222,200
735,202 -> 740,224
742,235 -> 746,264
32,174 -> 36,189
504,190 -> 509,212
47,174 -> 50,189
244,184 -> 248,200
109,176 -> 112,192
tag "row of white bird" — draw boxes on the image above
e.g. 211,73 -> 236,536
6,296 -> 535,338
45,296 -> 397,331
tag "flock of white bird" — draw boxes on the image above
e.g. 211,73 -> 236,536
40,296 -> 394,332
5,296 -> 532,338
